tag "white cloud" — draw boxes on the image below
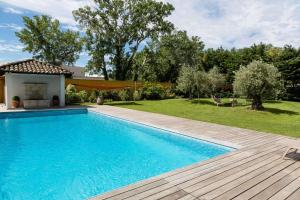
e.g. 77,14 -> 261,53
1,0 -> 93,25
0,23 -> 23,31
1,0 -> 300,48
163,0 -> 300,48
0,40 -> 24,52
3,7 -> 23,14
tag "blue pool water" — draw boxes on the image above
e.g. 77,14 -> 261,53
0,109 -> 232,200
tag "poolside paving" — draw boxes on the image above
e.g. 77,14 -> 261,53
89,105 -> 300,200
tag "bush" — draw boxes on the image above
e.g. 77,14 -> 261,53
66,92 -> 81,104
66,84 -> 77,93
78,90 -> 89,102
105,90 -> 120,101
133,90 -> 141,101
141,82 -> 165,100
118,90 -> 129,101
65,84 -> 81,104
89,90 -> 99,103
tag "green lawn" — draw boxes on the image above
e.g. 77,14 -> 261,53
105,98 -> 300,138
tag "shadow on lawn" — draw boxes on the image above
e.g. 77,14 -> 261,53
190,99 -> 248,107
190,99 -> 215,105
107,102 -> 142,106
263,107 -> 299,115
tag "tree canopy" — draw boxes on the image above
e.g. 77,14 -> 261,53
73,0 -> 174,80
135,30 -> 205,83
233,60 -> 283,109
16,15 -> 83,66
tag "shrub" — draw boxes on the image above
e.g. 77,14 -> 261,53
233,60 -> 283,110
65,84 -> 81,104
78,90 -> 89,102
133,90 -> 141,101
141,82 -> 165,100
105,90 -> 120,101
89,90 -> 99,103
65,92 -> 81,104
118,89 -> 133,101
66,84 -> 77,93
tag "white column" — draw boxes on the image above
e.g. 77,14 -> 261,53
4,73 -> 11,109
59,75 -> 65,107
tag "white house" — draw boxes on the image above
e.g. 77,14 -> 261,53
0,59 -> 72,109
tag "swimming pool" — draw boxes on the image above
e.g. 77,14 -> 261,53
0,109 -> 232,200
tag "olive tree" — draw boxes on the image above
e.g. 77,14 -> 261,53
207,66 -> 226,96
177,66 -> 210,98
233,60 -> 283,110
176,66 -> 197,99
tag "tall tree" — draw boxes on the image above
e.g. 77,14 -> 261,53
73,0 -> 174,80
135,30 -> 205,83
16,15 -> 83,66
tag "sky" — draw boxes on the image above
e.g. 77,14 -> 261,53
0,0 -> 299,67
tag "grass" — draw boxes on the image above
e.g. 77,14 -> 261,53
103,98 -> 300,138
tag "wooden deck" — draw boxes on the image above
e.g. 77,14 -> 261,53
89,106 -> 300,200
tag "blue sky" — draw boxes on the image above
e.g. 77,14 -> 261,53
0,0 -> 300,67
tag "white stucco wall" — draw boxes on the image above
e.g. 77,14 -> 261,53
5,73 -> 65,108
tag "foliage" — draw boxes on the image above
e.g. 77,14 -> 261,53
65,84 -> 80,104
176,66 -> 225,98
233,60 -> 283,110
66,84 -> 77,93
78,90 -> 89,102
12,96 -> 20,101
135,30 -> 205,82
176,66 -> 197,98
16,15 -> 83,66
73,0 -> 174,80
141,82 -> 165,100
133,90 -> 142,101
206,67 -> 226,96
108,99 -> 300,137
89,90 -> 100,103
118,90 -> 131,101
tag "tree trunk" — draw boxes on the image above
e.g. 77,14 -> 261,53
115,46 -> 124,80
251,95 -> 264,110
101,57 -> 109,80
102,67 -> 109,80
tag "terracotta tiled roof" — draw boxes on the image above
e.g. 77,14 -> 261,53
0,59 -> 73,76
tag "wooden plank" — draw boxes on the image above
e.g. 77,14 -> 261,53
189,155 -> 287,197
142,186 -> 186,200
159,189 -> 188,200
172,146 -> 285,188
268,176 -> 300,200
212,160 -> 295,200
251,166 -> 300,200
124,182 -> 177,200
188,151 -> 284,191
177,194 -> 197,200
166,144 -> 283,183
198,157 -> 292,199
230,162 -> 300,200
90,179 -> 168,200
286,188 -> 300,200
